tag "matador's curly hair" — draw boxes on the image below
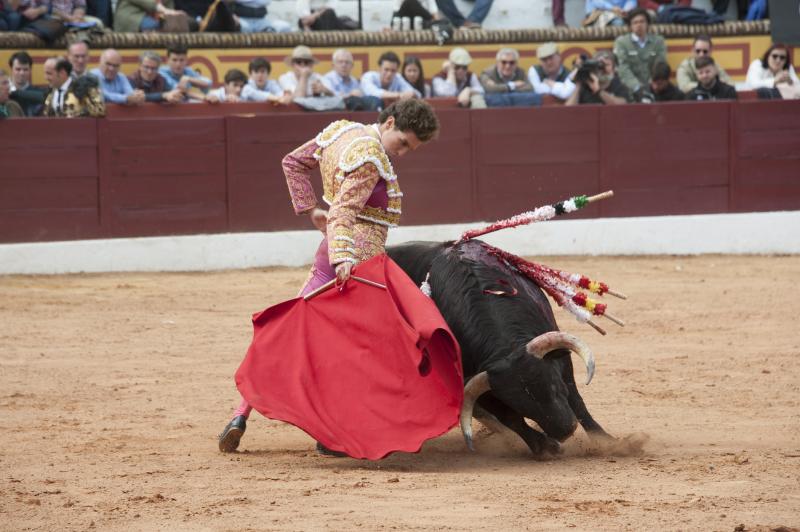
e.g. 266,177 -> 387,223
378,99 -> 440,142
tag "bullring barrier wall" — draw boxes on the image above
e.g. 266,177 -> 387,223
2,100 -> 799,246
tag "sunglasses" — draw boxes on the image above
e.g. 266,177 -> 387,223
500,60 -> 516,66
293,59 -> 313,65
106,62 -> 121,68
694,48 -> 710,55
770,53 -> 787,61
454,64 -> 468,70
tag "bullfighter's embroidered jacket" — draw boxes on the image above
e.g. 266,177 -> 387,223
282,119 -> 403,266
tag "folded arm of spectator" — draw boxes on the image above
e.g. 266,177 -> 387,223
360,71 -> 420,99
23,0 -> 48,19
585,0 -> 635,14
480,71 -> 508,93
242,81 -> 288,103
527,66 -> 575,100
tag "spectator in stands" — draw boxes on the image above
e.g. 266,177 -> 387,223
1,0 -> 24,30
480,47 -> 539,107
676,35 -> 732,93
686,56 -> 737,101
114,0 -> 182,31
243,57 -> 290,103
361,51 -> 420,101
432,47 -> 485,108
206,68 -> 248,103
0,69 -> 25,118
86,0 -> 111,28
8,51 -> 32,93
435,0 -> 492,29
279,45 -> 345,111
636,61 -> 684,102
91,48 -> 145,105
745,44 -> 799,98
18,0 -> 48,26
566,50 -> 630,106
392,0 -> 438,29
613,8 -> 666,93
234,0 -> 292,33
159,45 -> 212,101
279,45 -> 331,98
31,0 -> 104,26
43,56 -> 105,117
638,0 -> 690,16
296,0 -> 359,31
402,56 -> 431,98
528,42 -> 575,102
583,0 -> 634,27
8,51 -> 46,116
128,51 -> 183,103
321,48 -> 381,111
552,0 -> 565,26
67,41 -> 90,79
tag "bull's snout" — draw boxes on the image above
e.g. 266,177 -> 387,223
546,413 -> 579,443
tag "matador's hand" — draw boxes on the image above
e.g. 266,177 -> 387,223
335,262 -> 352,286
310,208 -> 328,233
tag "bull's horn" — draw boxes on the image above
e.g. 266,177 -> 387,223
460,371 -> 491,452
526,331 -> 595,386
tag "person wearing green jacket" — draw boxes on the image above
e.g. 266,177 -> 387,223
113,0 -> 182,32
612,7 -> 666,93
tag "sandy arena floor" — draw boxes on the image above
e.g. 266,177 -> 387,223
1,255 -> 799,531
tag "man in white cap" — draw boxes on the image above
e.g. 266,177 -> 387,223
431,47 -> 485,108
527,41 -> 575,101
279,45 -> 333,100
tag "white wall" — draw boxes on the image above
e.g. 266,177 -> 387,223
2,211 -> 798,275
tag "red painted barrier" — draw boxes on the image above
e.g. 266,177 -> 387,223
1,100 -> 798,244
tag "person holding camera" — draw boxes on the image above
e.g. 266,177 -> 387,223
565,50 -> 630,106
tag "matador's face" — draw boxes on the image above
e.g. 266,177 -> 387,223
379,117 -> 423,158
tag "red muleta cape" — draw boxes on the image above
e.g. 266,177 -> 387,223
235,254 -> 463,460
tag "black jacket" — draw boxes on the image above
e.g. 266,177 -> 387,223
686,78 -> 738,101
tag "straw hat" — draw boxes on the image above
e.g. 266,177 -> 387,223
448,47 -> 472,66
285,45 -> 318,65
536,42 -> 559,60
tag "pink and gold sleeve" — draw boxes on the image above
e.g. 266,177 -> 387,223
327,164 -> 381,265
282,139 -> 320,215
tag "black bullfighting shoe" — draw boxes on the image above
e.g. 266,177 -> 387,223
316,441 -> 348,458
218,415 -> 247,453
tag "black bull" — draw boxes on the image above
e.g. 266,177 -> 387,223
387,239 -> 613,456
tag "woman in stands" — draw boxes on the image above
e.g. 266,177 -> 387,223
401,56 -> 432,98
217,99 -> 440,455
745,43 -> 800,99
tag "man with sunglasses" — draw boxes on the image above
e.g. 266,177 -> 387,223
479,47 -> 539,107
676,34 -> 731,93
279,45 -> 333,100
